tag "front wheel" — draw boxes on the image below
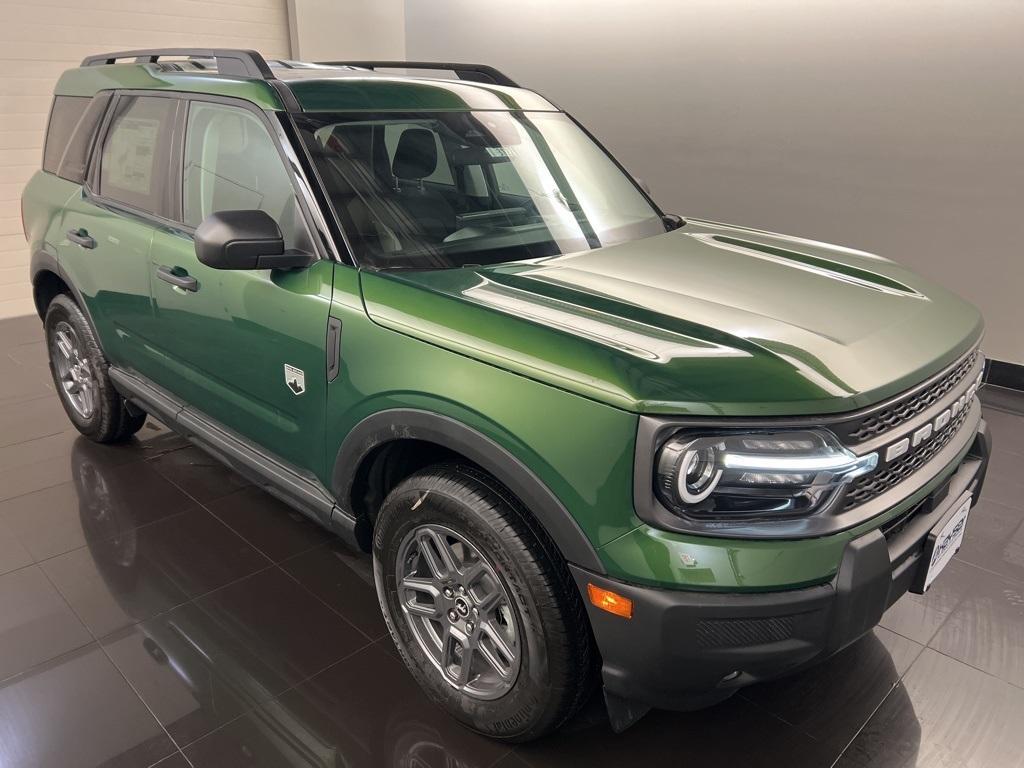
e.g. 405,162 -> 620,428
373,465 -> 594,741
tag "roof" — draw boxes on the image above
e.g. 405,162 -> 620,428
54,51 -> 558,113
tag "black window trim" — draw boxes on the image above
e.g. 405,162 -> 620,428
82,89 -> 345,266
61,91 -> 116,185
43,93 -> 118,185
85,91 -> 184,230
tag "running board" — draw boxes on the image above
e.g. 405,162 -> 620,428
109,366 -> 363,550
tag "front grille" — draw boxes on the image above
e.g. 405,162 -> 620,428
844,403 -> 971,508
695,616 -> 795,648
879,499 -> 927,540
838,351 -> 978,444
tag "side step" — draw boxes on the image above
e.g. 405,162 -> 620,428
108,366 -> 364,550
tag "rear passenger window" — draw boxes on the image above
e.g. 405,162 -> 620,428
42,96 -> 90,176
98,95 -> 176,215
182,102 -> 301,248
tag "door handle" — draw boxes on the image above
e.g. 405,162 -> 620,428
156,265 -> 199,292
66,228 -> 96,249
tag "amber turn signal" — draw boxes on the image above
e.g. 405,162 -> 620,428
587,583 -> 633,619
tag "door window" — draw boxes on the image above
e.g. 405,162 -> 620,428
98,95 -> 176,215
182,102 -> 300,248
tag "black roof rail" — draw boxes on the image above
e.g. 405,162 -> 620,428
81,48 -> 276,80
317,61 -> 519,88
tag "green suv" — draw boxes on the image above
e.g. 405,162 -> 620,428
22,49 -> 991,741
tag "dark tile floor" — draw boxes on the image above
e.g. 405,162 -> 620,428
1,313 -> 1022,768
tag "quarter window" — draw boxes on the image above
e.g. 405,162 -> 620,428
42,96 -> 90,177
98,95 -> 176,215
182,102 -> 300,248
56,92 -> 113,184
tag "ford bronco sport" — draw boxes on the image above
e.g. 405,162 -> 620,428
22,49 -> 991,741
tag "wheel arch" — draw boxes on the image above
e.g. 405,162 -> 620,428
31,250 -> 109,357
31,250 -> 70,319
333,408 -> 606,574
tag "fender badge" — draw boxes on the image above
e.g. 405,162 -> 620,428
284,364 -> 306,396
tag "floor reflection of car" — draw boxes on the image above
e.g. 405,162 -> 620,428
73,437 -> 486,767
74,437 -> 922,764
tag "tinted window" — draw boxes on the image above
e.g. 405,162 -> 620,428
182,102 -> 300,247
42,96 -> 90,176
99,96 -> 176,215
56,92 -> 113,184
297,111 -> 665,269
493,162 -> 528,196
383,123 -> 454,186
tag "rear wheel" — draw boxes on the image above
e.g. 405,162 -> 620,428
373,464 -> 594,742
44,294 -> 146,443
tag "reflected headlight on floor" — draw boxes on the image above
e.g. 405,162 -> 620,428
655,430 -> 878,518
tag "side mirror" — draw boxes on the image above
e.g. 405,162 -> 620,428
194,210 -> 314,270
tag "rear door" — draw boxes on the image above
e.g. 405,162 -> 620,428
146,97 -> 333,473
59,93 -> 181,374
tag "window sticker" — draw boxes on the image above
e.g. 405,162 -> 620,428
105,117 -> 159,195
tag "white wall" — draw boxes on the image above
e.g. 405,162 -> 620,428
288,0 -> 404,61
0,0 -> 292,319
405,0 -> 1024,365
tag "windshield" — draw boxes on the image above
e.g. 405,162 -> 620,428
294,111 -> 667,269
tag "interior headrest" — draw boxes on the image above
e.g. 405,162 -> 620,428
392,128 -> 437,180
207,111 -> 247,154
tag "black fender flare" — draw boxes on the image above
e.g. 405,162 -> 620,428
30,248 -> 66,316
333,408 -> 606,574
31,249 -> 109,358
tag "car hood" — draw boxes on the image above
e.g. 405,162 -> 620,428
360,219 -> 983,416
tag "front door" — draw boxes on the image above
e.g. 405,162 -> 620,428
147,98 -> 333,472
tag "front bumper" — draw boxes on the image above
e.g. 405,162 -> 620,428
575,419 -> 991,712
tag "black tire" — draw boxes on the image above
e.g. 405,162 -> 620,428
44,294 -> 146,443
373,464 -> 594,742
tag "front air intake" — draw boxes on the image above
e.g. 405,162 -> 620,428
695,616 -> 795,648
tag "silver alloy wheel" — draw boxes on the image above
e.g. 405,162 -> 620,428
396,524 -> 521,700
50,321 -> 97,419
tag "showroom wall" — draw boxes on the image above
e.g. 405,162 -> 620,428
0,0 -> 292,319
404,0 -> 1023,366
288,0 -> 404,61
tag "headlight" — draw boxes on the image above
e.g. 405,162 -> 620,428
655,430 -> 877,519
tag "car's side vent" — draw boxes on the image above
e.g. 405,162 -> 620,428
695,616 -> 795,648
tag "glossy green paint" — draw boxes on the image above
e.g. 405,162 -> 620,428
54,66 -> 286,110
600,435 -> 977,591
53,65 -> 558,114
21,172 -> 78,271
42,186 -> 157,368
324,267 -> 641,547
365,219 -> 983,417
285,76 -> 557,112
142,228 -> 335,471
24,62 -> 990,597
